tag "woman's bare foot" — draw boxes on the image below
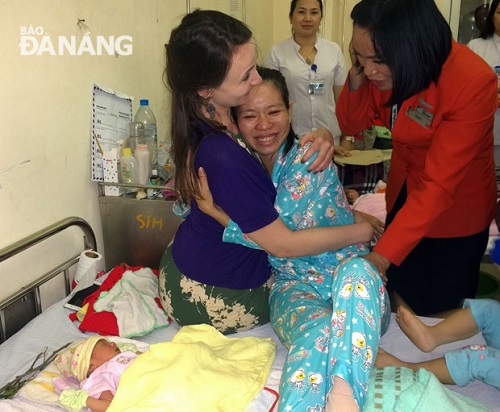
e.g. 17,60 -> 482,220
375,348 -> 408,368
396,306 -> 437,352
326,377 -> 359,412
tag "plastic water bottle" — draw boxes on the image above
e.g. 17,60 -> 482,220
134,99 -> 158,171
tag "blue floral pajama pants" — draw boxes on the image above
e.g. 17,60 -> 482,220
270,257 -> 390,412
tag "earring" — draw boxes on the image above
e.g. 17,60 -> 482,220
204,99 -> 216,120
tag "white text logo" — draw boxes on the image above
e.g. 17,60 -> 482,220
19,26 -> 133,56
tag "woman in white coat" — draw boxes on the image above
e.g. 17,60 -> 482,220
263,0 -> 350,152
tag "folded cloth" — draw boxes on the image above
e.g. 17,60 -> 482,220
364,367 -> 490,412
108,324 -> 277,412
93,268 -> 170,338
76,265 -> 146,336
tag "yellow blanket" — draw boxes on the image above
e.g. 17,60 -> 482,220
108,324 -> 277,412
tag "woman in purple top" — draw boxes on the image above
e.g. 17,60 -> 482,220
159,10 -> 373,334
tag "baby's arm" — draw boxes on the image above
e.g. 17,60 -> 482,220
86,391 -> 113,412
59,388 -> 111,412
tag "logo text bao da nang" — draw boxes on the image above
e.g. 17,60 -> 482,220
19,26 -> 133,56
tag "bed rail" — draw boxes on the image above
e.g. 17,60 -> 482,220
0,217 -> 97,342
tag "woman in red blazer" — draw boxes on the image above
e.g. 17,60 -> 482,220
337,0 -> 497,316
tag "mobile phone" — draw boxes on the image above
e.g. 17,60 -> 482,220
64,283 -> 101,311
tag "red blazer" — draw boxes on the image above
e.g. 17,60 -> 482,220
337,41 -> 497,266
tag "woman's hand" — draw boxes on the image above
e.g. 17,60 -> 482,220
338,138 -> 353,156
299,128 -> 334,173
362,251 -> 390,285
334,143 -> 352,157
194,167 -> 231,227
194,167 -> 214,214
358,220 -> 375,244
353,210 -> 384,240
348,39 -> 367,91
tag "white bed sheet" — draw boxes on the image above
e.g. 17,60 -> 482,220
0,297 -> 498,411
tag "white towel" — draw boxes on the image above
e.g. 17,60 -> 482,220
93,268 -> 170,338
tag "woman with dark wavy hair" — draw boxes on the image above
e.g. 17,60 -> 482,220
159,9 -> 341,335
337,0 -> 497,317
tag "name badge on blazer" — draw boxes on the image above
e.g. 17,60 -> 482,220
406,98 -> 434,129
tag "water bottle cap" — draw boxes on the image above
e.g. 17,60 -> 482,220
140,99 -> 149,106
123,147 -> 132,157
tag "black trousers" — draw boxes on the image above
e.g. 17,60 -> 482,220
385,182 -> 489,316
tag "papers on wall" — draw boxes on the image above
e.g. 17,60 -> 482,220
91,83 -> 133,181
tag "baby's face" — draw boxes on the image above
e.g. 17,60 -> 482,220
88,339 -> 121,376
345,189 -> 360,204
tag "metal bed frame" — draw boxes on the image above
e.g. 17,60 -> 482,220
0,217 -> 97,343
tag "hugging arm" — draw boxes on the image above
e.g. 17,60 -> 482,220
87,393 -> 113,412
196,167 -> 373,258
247,218 -> 372,258
195,167 -> 230,228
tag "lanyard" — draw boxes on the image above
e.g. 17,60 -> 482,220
391,103 -> 400,129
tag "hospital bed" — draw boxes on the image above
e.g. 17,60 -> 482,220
0,217 -> 497,411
